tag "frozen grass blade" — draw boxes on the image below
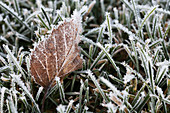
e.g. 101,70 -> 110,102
86,70 -> 109,103
85,87 -> 89,102
131,0 -> 140,26
82,106 -> 88,113
106,12 -> 112,44
123,45 -> 136,65
87,45 -> 93,68
135,94 -> 150,112
120,0 -> 133,12
16,32 -> 31,42
131,84 -> 146,106
129,36 -> 139,72
100,0 -> 105,16
90,46 -> 109,70
97,43 -> 122,79
0,1 -> 31,30
46,84 -> 59,99
84,0 -> 96,17
4,18 -> 15,32
100,77 -> 121,97
66,100 -> 74,113
3,45 -> 25,78
93,26 -> 104,57
8,95 -> 18,113
56,77 -> 66,103
19,96 -> 29,110
149,39 -> 162,48
37,14 -> 50,30
79,80 -> 84,112
162,98 -> 170,104
36,87 -> 44,101
0,66 -> 10,73
148,59 -> 155,94
163,25 -> 170,39
121,62 -> 145,82
4,16 -> 31,42
25,56 -> 30,76
13,0 -> 20,15
70,74 -> 76,92
137,44 -> 155,93
146,22 -> 153,39
160,25 -> 170,60
161,40 -> 169,60
25,8 -> 54,22
113,7 -> 118,20
11,74 -> 41,113
0,87 -> 7,113
112,22 -> 145,45
108,75 -> 124,85
53,14 -> 63,24
81,48 -> 94,61
152,15 -> 158,39
156,67 -> 167,86
41,7 -> 51,27
137,5 -> 170,15
153,49 -> 160,64
138,6 -> 157,36
155,62 -> 169,86
17,53 -> 24,75
82,37 -> 122,79
84,27 -> 100,36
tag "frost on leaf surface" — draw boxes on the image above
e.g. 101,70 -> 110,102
30,14 -> 83,88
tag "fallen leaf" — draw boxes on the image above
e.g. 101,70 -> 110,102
30,18 -> 83,88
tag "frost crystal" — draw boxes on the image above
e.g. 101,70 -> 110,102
71,9 -> 83,34
123,74 -> 135,84
0,14 -> 3,21
129,35 -> 135,41
156,60 -> 170,66
113,7 -> 118,20
56,104 -> 66,112
105,102 -> 117,113
156,86 -> 164,97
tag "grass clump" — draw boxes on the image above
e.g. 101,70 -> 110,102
0,0 -> 169,113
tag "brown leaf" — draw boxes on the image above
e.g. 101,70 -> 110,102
30,18 -> 83,88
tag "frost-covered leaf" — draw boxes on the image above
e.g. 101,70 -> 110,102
30,12 -> 83,88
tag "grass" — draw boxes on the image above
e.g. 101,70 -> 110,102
0,0 -> 169,113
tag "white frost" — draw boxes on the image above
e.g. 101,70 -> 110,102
56,104 -> 66,113
123,74 -> 135,84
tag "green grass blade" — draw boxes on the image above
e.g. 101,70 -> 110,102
138,6 -> 157,35
37,14 -> 50,30
41,7 -> 51,27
